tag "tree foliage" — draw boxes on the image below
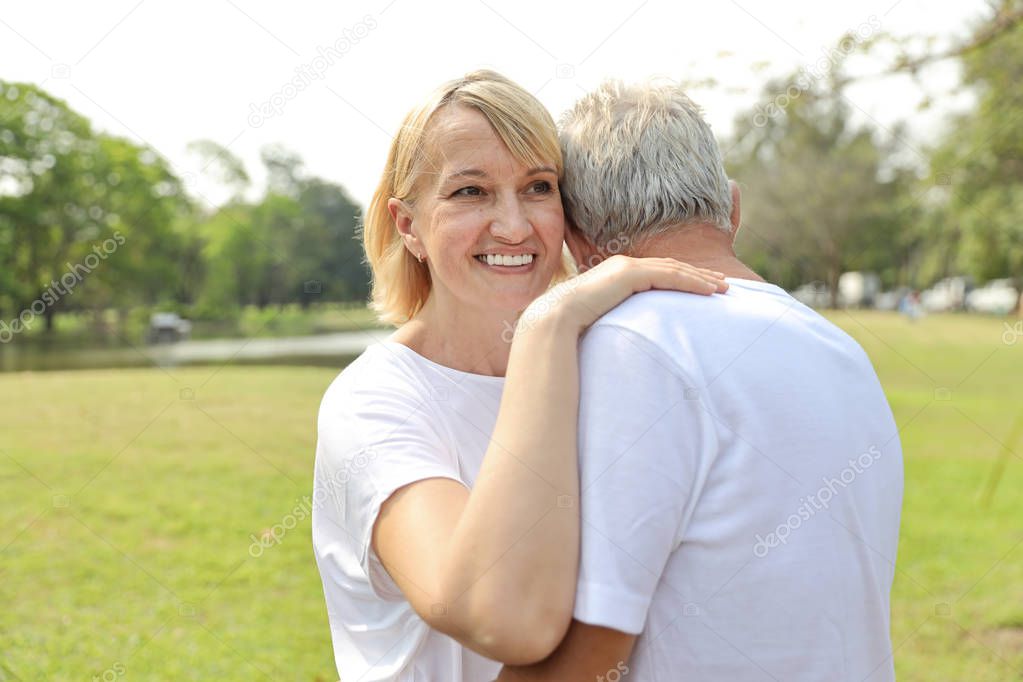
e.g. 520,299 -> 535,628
725,73 -> 918,299
0,79 -> 370,335
930,1 -> 1023,299
0,81 -> 189,329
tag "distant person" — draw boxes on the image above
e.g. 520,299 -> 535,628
311,71 -> 727,682
900,289 -> 923,321
499,80 -> 904,681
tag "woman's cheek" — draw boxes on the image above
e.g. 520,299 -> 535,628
537,203 -> 567,242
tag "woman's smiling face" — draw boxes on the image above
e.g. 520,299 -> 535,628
399,105 -> 565,317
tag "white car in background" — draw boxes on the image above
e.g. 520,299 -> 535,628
838,271 -> 881,308
921,276 -> 972,312
791,282 -> 832,309
966,279 -> 1020,315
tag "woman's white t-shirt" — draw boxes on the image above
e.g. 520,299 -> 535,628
312,341 -> 505,682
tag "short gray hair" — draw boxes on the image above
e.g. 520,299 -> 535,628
559,79 -> 732,250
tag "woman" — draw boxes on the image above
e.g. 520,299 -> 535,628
312,70 -> 727,681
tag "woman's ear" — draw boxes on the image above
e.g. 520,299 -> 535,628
388,198 -> 422,257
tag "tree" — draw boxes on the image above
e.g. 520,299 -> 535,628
195,146 -> 368,312
725,72 -> 917,300
929,1 -> 1023,312
0,80 -> 190,333
186,139 -> 251,200
295,177 -> 369,304
2,80 -> 370,339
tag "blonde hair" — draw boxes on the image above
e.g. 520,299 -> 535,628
363,70 -> 565,326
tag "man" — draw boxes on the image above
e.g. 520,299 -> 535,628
499,81 -> 903,681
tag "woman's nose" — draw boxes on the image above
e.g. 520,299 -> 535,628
489,195 -> 532,242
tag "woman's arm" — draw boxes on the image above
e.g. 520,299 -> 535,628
372,256 -> 727,664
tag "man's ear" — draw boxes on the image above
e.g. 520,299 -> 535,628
564,223 -> 600,272
388,197 -> 422,257
728,180 -> 742,243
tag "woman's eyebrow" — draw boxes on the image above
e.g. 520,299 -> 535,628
443,166 -> 556,183
445,168 -> 488,182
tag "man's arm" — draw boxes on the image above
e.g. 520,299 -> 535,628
496,620 -> 636,681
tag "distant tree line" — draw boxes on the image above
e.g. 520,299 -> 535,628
725,0 -> 1022,310
0,83 -> 369,335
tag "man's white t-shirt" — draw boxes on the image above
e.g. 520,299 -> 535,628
312,341 -> 504,682
574,278 -> 903,682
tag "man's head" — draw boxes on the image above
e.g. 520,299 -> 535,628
559,79 -> 740,268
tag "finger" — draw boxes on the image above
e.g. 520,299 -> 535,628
672,265 -> 730,294
688,274 -> 725,295
672,265 -> 728,291
670,261 -> 724,278
682,264 -> 726,280
630,259 -> 727,294
647,269 -> 721,295
657,258 -> 722,276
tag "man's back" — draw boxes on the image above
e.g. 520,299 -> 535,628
574,278 -> 903,681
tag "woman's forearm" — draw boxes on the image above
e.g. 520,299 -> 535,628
438,312 -> 582,663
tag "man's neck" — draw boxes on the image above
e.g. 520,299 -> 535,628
627,224 -> 765,282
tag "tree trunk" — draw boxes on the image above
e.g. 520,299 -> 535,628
1015,276 -> 1023,318
827,265 -> 841,309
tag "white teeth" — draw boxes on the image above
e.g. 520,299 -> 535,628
479,254 -> 535,266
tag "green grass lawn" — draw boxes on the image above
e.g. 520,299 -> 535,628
1,311 -> 1022,680
828,311 -> 1023,681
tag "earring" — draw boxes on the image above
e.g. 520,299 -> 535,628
417,252 -> 425,264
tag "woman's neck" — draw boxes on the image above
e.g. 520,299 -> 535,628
391,295 -> 517,377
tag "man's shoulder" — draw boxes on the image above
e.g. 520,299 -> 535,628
581,280 -> 865,379
595,279 -> 792,326
585,283 -> 781,350
579,290 -> 701,380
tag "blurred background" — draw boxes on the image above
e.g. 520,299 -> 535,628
1,0 -> 1021,680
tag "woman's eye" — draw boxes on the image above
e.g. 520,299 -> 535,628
528,180 -> 553,194
452,186 -> 483,197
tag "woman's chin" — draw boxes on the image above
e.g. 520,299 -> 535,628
479,294 -> 538,316
493,282 -> 553,309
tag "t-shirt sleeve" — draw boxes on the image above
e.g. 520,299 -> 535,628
316,378 -> 465,598
573,324 -> 718,634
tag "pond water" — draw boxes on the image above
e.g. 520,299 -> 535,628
0,329 -> 388,372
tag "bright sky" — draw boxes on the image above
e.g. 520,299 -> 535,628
1,0 -> 989,209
